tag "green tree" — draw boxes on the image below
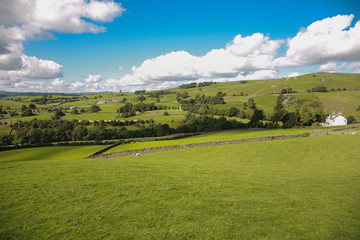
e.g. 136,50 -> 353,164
249,109 -> 265,127
71,109 -> 79,114
247,98 -> 256,110
53,110 -> 65,120
73,125 -> 88,141
300,105 -> 312,126
137,95 -> 146,102
272,93 -> 286,125
347,116 -> 356,124
89,105 -> 101,113
228,107 -> 240,117
28,104 -> 36,110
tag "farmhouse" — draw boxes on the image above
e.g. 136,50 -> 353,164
322,111 -> 347,127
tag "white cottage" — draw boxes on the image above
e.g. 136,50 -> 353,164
323,112 -> 347,127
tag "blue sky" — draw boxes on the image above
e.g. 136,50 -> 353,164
1,0 -> 360,92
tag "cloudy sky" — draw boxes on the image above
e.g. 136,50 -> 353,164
0,0 -> 360,93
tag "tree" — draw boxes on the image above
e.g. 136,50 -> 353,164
300,105 -> 312,126
53,110 -> 65,120
247,98 -> 256,110
73,125 -> 88,141
347,116 -> 356,124
28,128 -> 42,144
228,107 -> 240,117
282,112 -> 297,128
272,93 -> 286,125
164,111 -> 169,115
71,109 -> 79,114
89,105 -> 101,113
28,104 -> 36,110
249,109 -> 265,127
137,95 -> 146,102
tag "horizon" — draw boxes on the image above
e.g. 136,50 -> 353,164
1,0 -> 360,93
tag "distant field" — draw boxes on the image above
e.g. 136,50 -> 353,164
62,113 -> 119,120
1,112 -> 53,122
0,145 -> 107,164
175,72 -> 360,96
315,91 -> 360,117
1,134 -> 359,239
106,127 -> 326,153
124,110 -> 187,127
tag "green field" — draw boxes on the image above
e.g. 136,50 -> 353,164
106,127 -> 325,153
1,72 -> 360,124
0,145 -> 107,164
1,133 -> 359,239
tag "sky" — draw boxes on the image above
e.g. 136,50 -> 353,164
0,0 -> 360,93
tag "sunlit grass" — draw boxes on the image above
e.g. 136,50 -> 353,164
1,134 -> 359,239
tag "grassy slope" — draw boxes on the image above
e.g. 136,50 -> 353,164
106,127 -> 325,153
1,134 -> 359,239
0,145 -> 107,164
1,72 -> 359,122
174,72 -> 360,96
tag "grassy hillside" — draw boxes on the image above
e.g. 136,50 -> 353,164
1,133 -> 359,239
1,72 -> 359,124
105,127 -> 326,153
172,72 -> 360,96
0,145 -> 107,164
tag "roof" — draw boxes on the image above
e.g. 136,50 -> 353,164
327,113 -> 346,120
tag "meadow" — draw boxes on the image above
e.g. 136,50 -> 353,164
1,133 -> 359,239
105,127 -> 326,153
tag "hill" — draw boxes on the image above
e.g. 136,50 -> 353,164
1,72 -> 359,140
1,131 -> 359,239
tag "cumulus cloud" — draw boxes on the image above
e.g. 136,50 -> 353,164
114,33 -> 283,90
347,61 -> 360,69
275,14 -> 360,67
84,74 -> 103,83
0,0 -> 124,89
288,72 -> 300,78
318,62 -> 346,72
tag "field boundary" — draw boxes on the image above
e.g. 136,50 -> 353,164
89,126 -> 359,159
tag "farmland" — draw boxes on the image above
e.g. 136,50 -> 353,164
1,132 -> 359,239
1,73 -> 360,127
1,72 -> 360,239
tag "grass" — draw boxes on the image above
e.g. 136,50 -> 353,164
0,112 -> 53,122
0,133 -> 359,239
62,113 -> 119,120
123,110 -> 187,127
0,125 -> 11,136
0,145 -> 107,164
106,127 -> 326,153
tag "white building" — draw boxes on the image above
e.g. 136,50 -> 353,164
323,112 -> 347,127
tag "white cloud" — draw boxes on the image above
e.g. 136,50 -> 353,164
0,55 -> 63,81
115,33 -> 283,90
0,0 -> 124,89
318,62 -> 346,72
288,72 -> 300,78
347,61 -> 360,69
275,14 -> 360,67
84,74 -> 103,83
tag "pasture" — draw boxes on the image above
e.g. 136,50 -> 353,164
1,133 -> 359,239
105,127 -> 325,153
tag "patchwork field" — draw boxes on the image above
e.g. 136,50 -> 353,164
1,133 -> 359,239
